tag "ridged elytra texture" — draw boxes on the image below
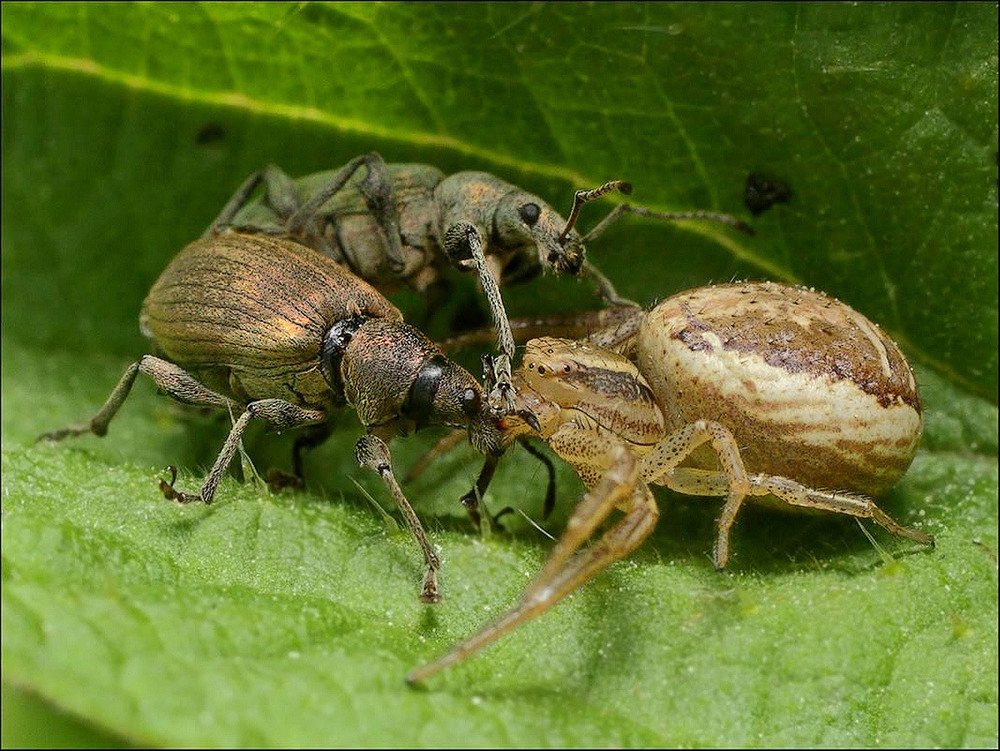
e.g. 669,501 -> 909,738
140,234 -> 401,411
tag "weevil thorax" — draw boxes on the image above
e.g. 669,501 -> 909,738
514,337 -> 665,447
324,316 -> 502,455
434,173 -> 584,282
636,282 -> 923,496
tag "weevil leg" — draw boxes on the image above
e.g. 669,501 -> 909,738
407,433 -> 555,530
356,154 -> 407,275
439,223 -> 517,414
470,230 -> 515,414
407,444 -> 658,685
457,454 -> 499,530
205,170 -> 264,236
576,201 -> 754,303
291,421 -> 335,480
440,223 -> 517,415
287,152 -> 407,272
637,419 -> 754,569
577,198 -> 755,313
207,165 -> 302,237
579,259 -> 640,308
355,433 -> 442,603
266,421 -> 337,492
182,398 -> 327,504
553,180 -> 637,307
457,448 -> 551,533
37,356 -> 233,443
257,164 -> 303,222
36,356 -> 328,504
470,439 -> 559,528
437,306 -> 646,356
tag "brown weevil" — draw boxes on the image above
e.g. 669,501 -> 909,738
208,154 -> 751,411
39,233 -> 504,602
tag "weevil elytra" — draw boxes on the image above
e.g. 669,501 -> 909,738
38,233 -> 504,603
208,154 -> 750,411
408,281 -> 934,682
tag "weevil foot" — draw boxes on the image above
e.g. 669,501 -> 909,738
459,487 -> 483,529
36,424 -> 92,443
483,354 -> 516,416
159,466 -> 205,504
459,489 -> 511,534
420,568 -> 442,604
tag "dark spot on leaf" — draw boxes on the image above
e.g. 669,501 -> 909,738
195,123 -> 226,145
744,172 -> 791,216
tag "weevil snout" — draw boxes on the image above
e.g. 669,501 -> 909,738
545,230 -> 584,275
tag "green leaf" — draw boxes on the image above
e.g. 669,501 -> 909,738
3,2 -> 997,747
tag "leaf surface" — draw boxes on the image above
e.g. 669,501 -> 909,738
2,3 -> 997,747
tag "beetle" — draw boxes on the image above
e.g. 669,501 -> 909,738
407,281 -> 935,682
38,232 -> 504,603
208,154 -> 750,411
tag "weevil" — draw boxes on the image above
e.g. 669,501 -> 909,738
208,153 -> 750,410
408,281 -> 934,682
38,233 -> 503,602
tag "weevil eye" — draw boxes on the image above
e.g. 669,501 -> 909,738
461,387 -> 481,419
519,202 -> 541,226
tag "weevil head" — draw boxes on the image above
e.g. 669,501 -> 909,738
435,173 -> 585,284
493,190 -> 585,278
328,318 -> 503,456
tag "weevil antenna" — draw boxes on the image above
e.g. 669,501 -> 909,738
557,180 -> 632,246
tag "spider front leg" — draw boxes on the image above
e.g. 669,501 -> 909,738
407,437 -> 658,685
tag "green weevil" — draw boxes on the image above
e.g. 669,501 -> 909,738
209,153 -> 750,412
